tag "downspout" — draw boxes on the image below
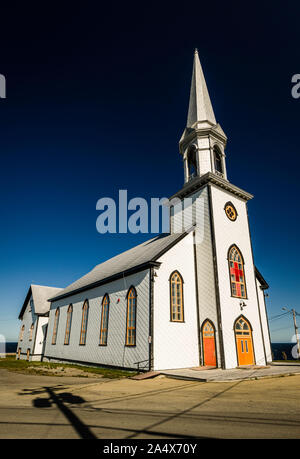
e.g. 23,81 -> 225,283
149,267 -> 154,371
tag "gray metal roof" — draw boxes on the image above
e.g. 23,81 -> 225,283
19,285 -> 63,319
50,231 -> 188,302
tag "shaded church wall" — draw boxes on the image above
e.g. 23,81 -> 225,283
44,269 -> 150,370
194,186 -> 222,367
17,296 -> 39,361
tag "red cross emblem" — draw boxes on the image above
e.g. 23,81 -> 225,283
230,262 -> 244,296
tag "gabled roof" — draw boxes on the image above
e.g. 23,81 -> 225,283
18,285 -> 63,319
49,231 -> 190,302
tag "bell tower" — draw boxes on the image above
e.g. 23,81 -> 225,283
168,50 -> 272,370
180,49 -> 228,183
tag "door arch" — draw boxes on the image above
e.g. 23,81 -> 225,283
202,320 -> 217,367
234,316 -> 255,366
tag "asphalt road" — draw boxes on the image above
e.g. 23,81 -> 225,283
0,369 -> 299,439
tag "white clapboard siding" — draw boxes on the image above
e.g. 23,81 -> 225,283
44,269 -> 150,370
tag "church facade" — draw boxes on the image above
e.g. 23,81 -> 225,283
16,285 -> 62,361
17,51 -> 272,370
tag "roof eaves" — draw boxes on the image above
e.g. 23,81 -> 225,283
18,286 -> 32,320
169,172 -> 253,202
49,231 -> 190,303
255,267 -> 269,290
48,260 -> 161,303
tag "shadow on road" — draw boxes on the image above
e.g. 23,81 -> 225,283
19,386 -> 96,439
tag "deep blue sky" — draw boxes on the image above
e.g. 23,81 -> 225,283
0,2 -> 299,343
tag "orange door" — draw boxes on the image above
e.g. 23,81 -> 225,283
26,349 -> 30,361
202,320 -> 216,367
236,337 -> 254,365
17,348 -> 21,359
235,317 -> 255,366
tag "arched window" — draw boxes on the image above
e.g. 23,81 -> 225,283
126,287 -> 137,346
20,325 -> 25,342
79,300 -> 89,345
214,146 -> 223,175
29,323 -> 34,341
64,304 -> 73,345
100,294 -> 110,346
228,245 -> 247,298
170,271 -> 184,322
52,308 -> 60,345
235,316 -> 250,334
187,145 -> 197,180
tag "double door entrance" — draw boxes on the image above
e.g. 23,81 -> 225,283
201,316 -> 255,367
234,317 -> 255,366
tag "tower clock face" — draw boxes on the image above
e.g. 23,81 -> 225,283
225,202 -> 237,221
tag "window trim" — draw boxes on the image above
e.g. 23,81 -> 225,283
79,300 -> 89,346
213,145 -> 224,175
99,294 -> 110,346
20,324 -> 25,342
52,308 -> 60,345
227,245 -> 248,299
187,144 -> 198,179
169,270 -> 185,323
125,286 -> 137,347
29,323 -> 34,341
64,304 -> 73,345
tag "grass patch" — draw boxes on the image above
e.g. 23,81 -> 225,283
0,356 -> 137,379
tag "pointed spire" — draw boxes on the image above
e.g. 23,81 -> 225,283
186,50 -> 216,128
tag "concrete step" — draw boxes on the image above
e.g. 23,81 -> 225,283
130,371 -> 160,380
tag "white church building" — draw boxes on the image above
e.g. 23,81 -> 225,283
17,50 -> 272,370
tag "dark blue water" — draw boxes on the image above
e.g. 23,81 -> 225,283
5,342 -> 17,353
271,343 -> 297,360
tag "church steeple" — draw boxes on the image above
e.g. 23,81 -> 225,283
180,50 -> 228,183
186,49 -> 216,128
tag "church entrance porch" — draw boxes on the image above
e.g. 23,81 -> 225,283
201,320 -> 217,367
234,316 -> 255,366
